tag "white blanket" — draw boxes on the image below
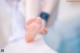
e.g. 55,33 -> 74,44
5,36 -> 57,53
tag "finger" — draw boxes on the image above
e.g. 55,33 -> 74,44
39,28 -> 47,34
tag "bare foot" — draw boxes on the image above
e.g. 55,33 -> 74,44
25,17 -> 42,43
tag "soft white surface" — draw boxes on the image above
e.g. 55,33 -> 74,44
5,36 -> 57,53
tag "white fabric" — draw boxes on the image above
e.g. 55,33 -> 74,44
11,0 -> 25,41
5,36 -> 57,53
0,0 -> 12,48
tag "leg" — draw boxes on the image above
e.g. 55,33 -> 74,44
25,0 -> 41,42
25,0 -> 41,19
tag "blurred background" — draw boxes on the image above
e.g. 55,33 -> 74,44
0,0 -> 80,53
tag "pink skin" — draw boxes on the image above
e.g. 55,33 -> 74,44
26,17 -> 47,43
26,17 -> 43,43
39,27 -> 47,35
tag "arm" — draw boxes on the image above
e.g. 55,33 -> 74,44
40,0 -> 58,23
39,0 -> 58,34
41,0 -> 58,14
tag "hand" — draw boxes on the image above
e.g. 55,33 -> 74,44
39,18 -> 48,35
39,27 -> 47,35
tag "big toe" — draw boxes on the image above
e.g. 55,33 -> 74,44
36,17 -> 42,24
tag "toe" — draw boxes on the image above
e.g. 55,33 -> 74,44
30,18 -> 35,23
28,18 -> 33,24
36,17 -> 42,24
27,18 -> 35,25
